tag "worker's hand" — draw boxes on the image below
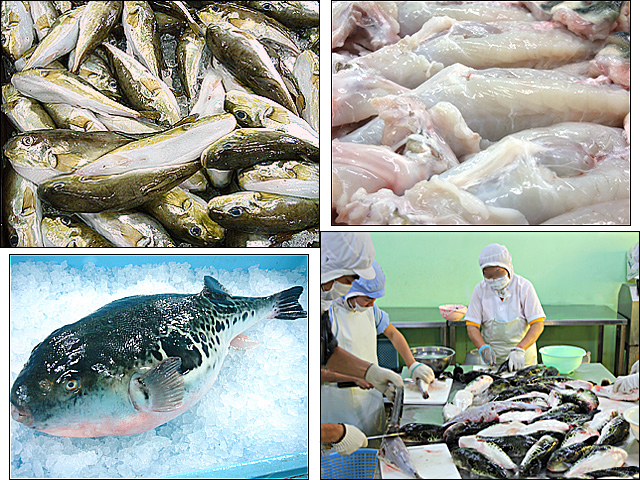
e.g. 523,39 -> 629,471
355,378 -> 374,390
613,373 -> 639,394
333,424 -> 368,456
409,362 -> 435,384
630,360 -> 639,375
364,364 -> 403,401
507,347 -> 526,372
478,344 -> 496,366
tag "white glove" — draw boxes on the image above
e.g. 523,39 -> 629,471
507,347 -> 526,372
364,364 -> 403,401
409,362 -> 435,384
630,360 -> 639,375
333,424 -> 368,456
613,372 -> 639,394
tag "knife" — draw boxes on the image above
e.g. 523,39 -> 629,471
366,432 -> 405,441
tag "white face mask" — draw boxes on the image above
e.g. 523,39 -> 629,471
321,281 -> 353,311
348,297 -> 371,313
485,275 -> 510,292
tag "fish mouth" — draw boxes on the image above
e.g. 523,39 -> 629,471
10,403 -> 33,427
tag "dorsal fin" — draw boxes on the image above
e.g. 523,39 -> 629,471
202,276 -> 231,300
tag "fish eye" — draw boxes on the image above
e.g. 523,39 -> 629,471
60,216 -> 72,227
189,225 -> 202,237
210,4 -> 220,11
108,79 -> 118,89
235,110 -> 248,121
228,206 -> 244,218
182,199 -> 192,210
21,136 -> 35,146
64,379 -> 80,392
262,3 -> 274,11
9,234 -> 19,247
221,143 -> 233,150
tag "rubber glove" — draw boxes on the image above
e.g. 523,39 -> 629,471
613,372 -> 639,394
507,347 -> 526,372
364,364 -> 403,401
333,424 -> 368,456
630,360 -> 639,375
478,344 -> 496,366
409,362 -> 435,384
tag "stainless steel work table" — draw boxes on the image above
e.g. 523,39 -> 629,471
445,305 -> 628,376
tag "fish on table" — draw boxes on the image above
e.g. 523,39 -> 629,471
10,276 -> 306,437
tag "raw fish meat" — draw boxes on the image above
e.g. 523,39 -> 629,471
332,1 -> 400,52
541,200 -> 630,225
396,1 -> 535,36
589,32 -> 630,89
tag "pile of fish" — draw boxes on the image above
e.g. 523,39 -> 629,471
331,1 -> 631,225
2,1 -> 319,247
391,364 -> 638,479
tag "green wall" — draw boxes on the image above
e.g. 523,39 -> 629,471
370,232 -> 638,372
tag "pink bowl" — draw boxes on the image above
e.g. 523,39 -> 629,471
439,304 -> 467,321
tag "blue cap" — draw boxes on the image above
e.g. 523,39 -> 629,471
346,260 -> 385,299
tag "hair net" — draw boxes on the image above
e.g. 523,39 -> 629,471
345,260 -> 385,299
479,243 -> 514,280
321,233 -> 376,283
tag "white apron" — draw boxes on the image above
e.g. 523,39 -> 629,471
482,316 -> 537,366
320,301 -> 386,436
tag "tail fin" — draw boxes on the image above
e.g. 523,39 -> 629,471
271,286 -> 306,320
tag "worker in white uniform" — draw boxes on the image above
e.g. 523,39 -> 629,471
320,233 -> 404,455
465,244 -> 546,372
322,260 -> 435,436
613,360 -> 639,394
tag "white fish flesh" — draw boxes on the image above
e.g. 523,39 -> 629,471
519,420 -> 571,435
443,403 -> 463,422
189,68 -> 226,117
458,435 -> 518,471
464,375 -> 494,396
293,50 -> 319,132
499,410 -> 542,423
592,385 -> 640,402
396,1 -> 535,36
332,1 -> 400,51
563,446 -> 628,477
378,436 -> 422,479
587,409 -> 621,432
477,421 -> 527,438
559,427 -> 600,448
589,32 -> 630,89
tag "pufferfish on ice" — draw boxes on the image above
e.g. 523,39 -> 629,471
10,276 -> 306,437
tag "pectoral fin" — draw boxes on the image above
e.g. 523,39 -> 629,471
230,334 -> 260,351
129,357 -> 184,412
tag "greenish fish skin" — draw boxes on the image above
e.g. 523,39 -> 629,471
595,415 -> 630,446
12,68 -> 142,119
451,447 -> 509,479
3,165 -> 44,247
71,1 -> 123,73
238,159 -> 319,199
43,102 -> 109,132
547,442 -> 597,473
206,20 -> 298,114
75,50 -> 122,102
176,28 -> 206,104
247,1 -> 319,28
224,90 -> 318,147
9,276 -> 306,437
78,211 -> 176,247
154,11 -> 186,35
38,161 -> 202,213
21,5 -> 85,71
3,129 -> 146,185
123,1 -> 164,78
102,42 -> 181,126
41,214 -> 114,247
519,434 -> 559,477
207,191 -> 319,233
143,186 -> 225,247
30,1 -> 60,41
1,1 -> 34,60
2,84 -> 57,132
201,127 -> 319,170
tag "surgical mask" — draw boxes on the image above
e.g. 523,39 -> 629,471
321,281 -> 353,312
353,302 -> 371,313
485,275 -> 510,292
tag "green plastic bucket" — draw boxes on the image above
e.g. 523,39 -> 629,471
539,345 -> 586,374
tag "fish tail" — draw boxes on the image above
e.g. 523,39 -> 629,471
269,286 -> 306,320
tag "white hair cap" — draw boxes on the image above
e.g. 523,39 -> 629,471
321,233 -> 376,283
479,243 -> 513,279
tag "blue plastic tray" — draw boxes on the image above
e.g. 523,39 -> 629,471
321,449 -> 377,479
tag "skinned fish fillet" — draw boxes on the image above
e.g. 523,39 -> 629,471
541,199 -> 630,225
332,1 -> 400,52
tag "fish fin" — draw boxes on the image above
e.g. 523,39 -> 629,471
230,334 -> 260,350
202,275 -> 231,300
129,357 -> 184,412
172,113 -> 199,128
267,286 -> 306,320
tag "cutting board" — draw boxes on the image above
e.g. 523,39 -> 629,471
380,444 -> 461,479
403,378 -> 453,405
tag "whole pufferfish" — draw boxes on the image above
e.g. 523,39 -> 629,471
10,276 -> 306,437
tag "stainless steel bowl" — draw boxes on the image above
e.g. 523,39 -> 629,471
411,346 -> 455,377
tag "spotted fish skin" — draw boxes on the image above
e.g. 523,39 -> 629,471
10,276 -> 306,437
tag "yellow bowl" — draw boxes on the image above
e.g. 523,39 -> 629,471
623,405 -> 639,441
439,304 -> 467,321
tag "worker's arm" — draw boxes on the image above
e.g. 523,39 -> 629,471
325,346 -> 372,378
321,368 -> 373,389
467,324 -> 487,349
321,423 -> 346,443
517,321 -> 545,350
383,323 -> 416,367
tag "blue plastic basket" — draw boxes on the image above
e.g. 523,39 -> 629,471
377,337 -> 400,372
320,449 -> 378,479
